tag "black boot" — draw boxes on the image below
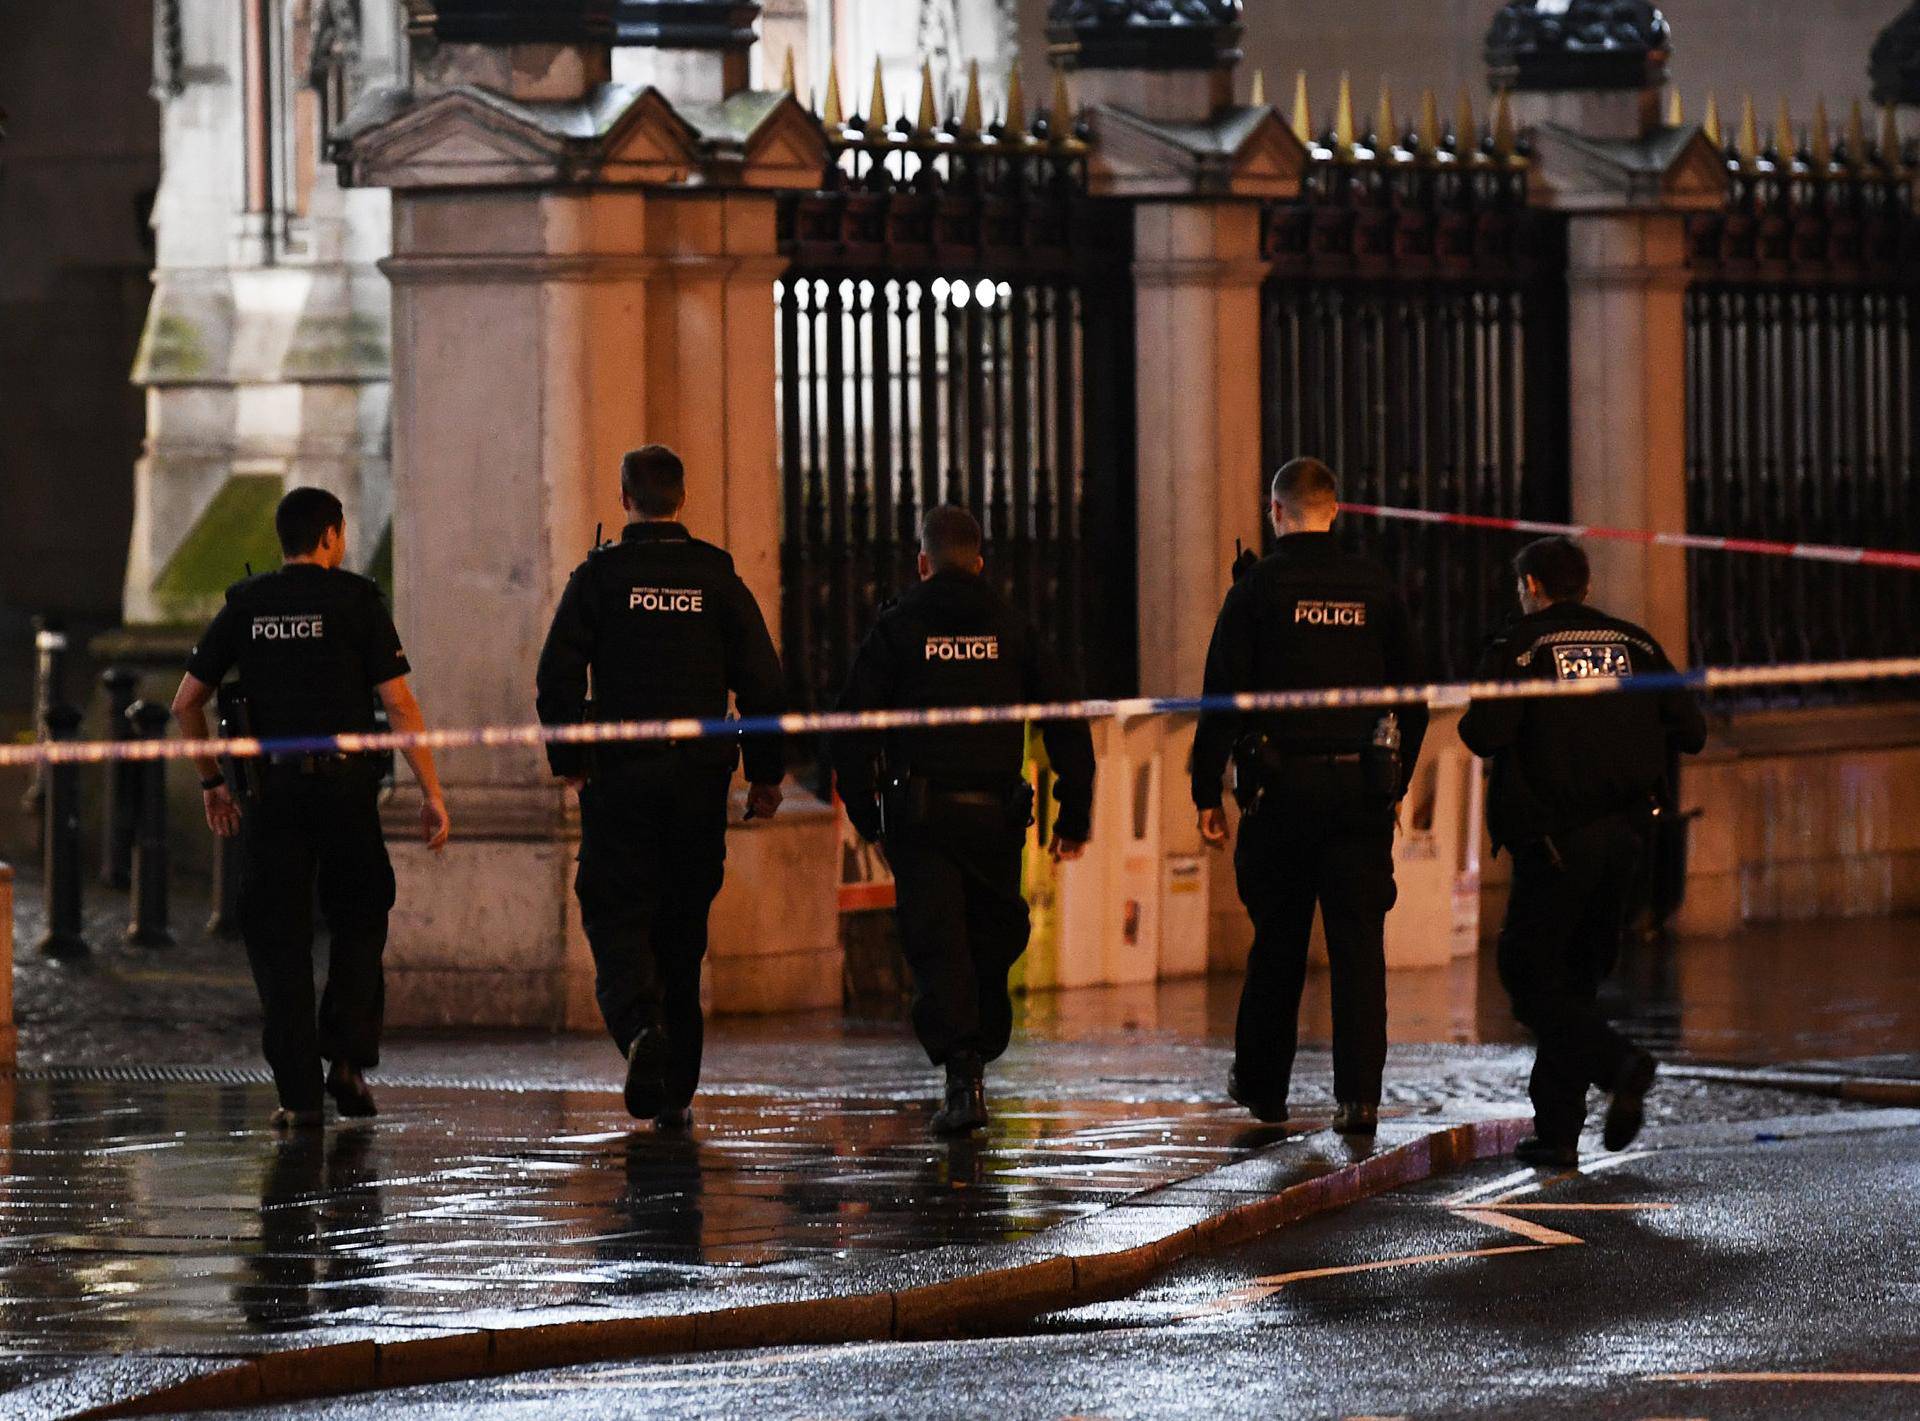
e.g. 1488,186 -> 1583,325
623,1027 -> 670,1121
1227,1066 -> 1288,1125
325,1062 -> 377,1119
1330,1102 -> 1378,1136
1514,1135 -> 1579,1169
930,1052 -> 988,1137
1604,1050 -> 1658,1152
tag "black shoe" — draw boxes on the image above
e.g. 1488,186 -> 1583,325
325,1062 -> 378,1119
653,1106 -> 694,1134
270,1106 -> 325,1132
930,1053 -> 988,1137
1604,1051 -> 1658,1152
1331,1102 -> 1378,1136
623,1028 -> 670,1121
1227,1067 -> 1288,1124
1514,1135 -> 1579,1169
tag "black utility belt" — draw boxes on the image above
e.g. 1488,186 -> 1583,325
265,752 -> 365,776
1231,732 -> 1397,815
879,775 -> 1035,838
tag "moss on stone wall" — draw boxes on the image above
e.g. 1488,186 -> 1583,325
151,475 -> 285,621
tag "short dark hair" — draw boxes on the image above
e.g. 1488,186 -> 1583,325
621,445 -> 686,518
1514,536 -> 1591,603
920,505 -> 983,571
275,487 -> 345,558
1271,457 -> 1339,512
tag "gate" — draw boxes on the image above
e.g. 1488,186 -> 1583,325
1684,123 -> 1920,702
1259,113 -> 1570,679
776,112 -> 1136,713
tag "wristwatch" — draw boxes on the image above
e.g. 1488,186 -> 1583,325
200,774 -> 227,792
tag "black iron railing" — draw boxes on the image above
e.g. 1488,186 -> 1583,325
1684,109 -> 1920,702
1260,103 -> 1570,679
775,103 -> 1135,711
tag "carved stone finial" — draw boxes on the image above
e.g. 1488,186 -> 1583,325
1485,1 -> 1672,92
1871,2 -> 1920,107
1045,0 -> 1245,73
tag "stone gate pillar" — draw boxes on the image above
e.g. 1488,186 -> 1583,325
333,0 -> 831,1028
1489,0 -> 1725,660
1054,0 -> 1304,967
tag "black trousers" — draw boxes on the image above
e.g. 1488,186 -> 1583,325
575,757 -> 731,1109
1232,762 -> 1398,1108
239,762 -> 396,1112
1497,811 -> 1649,1147
887,807 -> 1031,1067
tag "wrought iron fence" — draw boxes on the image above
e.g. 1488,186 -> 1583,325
775,95 -> 1135,712
1684,106 -> 1920,703
1260,93 -> 1570,679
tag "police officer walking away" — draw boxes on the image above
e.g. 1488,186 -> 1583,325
1192,458 -> 1427,1137
1460,537 -> 1707,1167
536,445 -> 787,1130
172,487 -> 452,1129
830,507 -> 1095,1137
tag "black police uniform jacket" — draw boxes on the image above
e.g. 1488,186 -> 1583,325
1190,532 -> 1429,811
829,570 -> 1096,845
535,522 -> 786,783
1458,601 -> 1709,852
186,564 -> 410,738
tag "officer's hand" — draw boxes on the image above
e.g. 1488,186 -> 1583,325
1197,807 -> 1231,849
203,784 -> 242,838
420,794 -> 451,853
745,782 -> 784,821
1050,835 -> 1088,863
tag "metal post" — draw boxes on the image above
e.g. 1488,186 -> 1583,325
20,617 -> 68,819
35,705 -> 89,960
207,822 -> 244,939
126,700 -> 176,948
99,667 -> 140,889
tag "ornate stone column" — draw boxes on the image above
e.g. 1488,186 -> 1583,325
1487,0 -> 1720,662
338,0 -> 832,1027
1051,0 -> 1303,969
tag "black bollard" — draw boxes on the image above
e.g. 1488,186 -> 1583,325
207,820 -> 243,939
35,705 -> 90,960
126,700 -> 175,948
20,616 -> 68,819
100,666 -> 140,889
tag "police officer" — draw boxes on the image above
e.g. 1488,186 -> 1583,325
830,507 -> 1095,1137
172,487 -> 451,1129
1192,458 -> 1427,1137
536,445 -> 786,1130
1460,536 -> 1707,1167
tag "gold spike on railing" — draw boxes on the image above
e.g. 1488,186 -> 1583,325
1774,97 -> 1794,157
866,57 -> 889,136
1666,87 -> 1683,128
961,60 -> 983,134
1736,94 -> 1758,165
1812,98 -> 1832,168
1492,89 -> 1515,160
1051,68 -> 1073,140
1846,98 -> 1867,160
1250,68 -> 1266,108
1006,61 -> 1027,133
1419,87 -> 1442,154
823,61 -> 843,128
1291,71 -> 1311,143
917,60 -> 937,133
781,47 -> 796,96
1334,72 -> 1355,155
1455,86 -> 1476,153
1881,103 -> 1903,165
1376,80 -> 1394,146
1703,92 -> 1722,147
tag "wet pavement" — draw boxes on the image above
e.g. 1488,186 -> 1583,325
238,1105 -> 1920,1420
3,870 -> 1918,1417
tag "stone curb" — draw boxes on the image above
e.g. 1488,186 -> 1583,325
1665,1063 -> 1920,1108
70,1116 -> 1528,1420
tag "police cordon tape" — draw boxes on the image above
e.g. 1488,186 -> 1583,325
1340,501 -> 1920,572
5,655 -> 1920,769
